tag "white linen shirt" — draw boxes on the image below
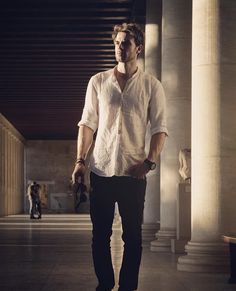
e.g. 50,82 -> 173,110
78,67 -> 168,177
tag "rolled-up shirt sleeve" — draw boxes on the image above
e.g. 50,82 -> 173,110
148,79 -> 168,136
78,76 -> 99,132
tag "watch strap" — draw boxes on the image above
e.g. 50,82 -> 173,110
144,159 -> 156,170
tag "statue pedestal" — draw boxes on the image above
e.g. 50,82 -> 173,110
223,236 -> 236,284
171,183 -> 191,253
229,241 -> 236,284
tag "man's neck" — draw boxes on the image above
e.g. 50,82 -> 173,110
117,61 -> 138,79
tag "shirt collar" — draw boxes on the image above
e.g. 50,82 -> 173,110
111,66 -> 140,82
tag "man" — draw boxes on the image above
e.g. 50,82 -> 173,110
28,181 -> 42,219
72,23 -> 168,291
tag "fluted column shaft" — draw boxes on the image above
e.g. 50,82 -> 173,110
0,124 -> 4,216
151,0 -> 192,252
177,0 -> 235,272
142,0 -> 162,242
0,114 -> 25,217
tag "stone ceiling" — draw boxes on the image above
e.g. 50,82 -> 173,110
0,0 -> 145,139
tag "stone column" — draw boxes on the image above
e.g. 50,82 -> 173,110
10,135 -> 13,215
9,133 -> 13,215
6,130 -> 10,216
9,134 -> 13,215
142,0 -> 162,241
145,0 -> 162,78
2,126 -> 7,217
0,124 -> 4,217
13,137 -> 17,214
177,0 -> 231,272
219,0 -> 236,243
151,0 -> 192,252
15,139 -> 18,213
0,114 -> 25,217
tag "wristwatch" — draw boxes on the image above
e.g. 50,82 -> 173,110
144,159 -> 156,170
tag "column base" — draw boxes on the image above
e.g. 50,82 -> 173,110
142,223 -> 159,242
177,241 -> 230,273
171,239 -> 188,254
150,228 -> 176,252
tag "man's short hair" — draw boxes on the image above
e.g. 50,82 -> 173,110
112,23 -> 144,46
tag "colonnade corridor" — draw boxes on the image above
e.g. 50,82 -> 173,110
0,214 -> 233,291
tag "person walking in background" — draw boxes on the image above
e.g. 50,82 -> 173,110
72,23 -> 168,291
27,181 -> 42,219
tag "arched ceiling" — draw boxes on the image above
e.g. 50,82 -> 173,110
0,0 -> 145,139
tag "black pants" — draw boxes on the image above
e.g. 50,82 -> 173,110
90,172 -> 146,290
30,199 -> 42,218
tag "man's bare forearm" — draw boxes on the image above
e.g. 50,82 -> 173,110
77,125 -> 94,160
147,132 -> 166,162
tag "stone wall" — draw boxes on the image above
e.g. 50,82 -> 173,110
25,140 -> 79,213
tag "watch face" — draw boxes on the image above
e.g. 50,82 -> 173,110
150,162 -> 156,170
144,159 -> 156,170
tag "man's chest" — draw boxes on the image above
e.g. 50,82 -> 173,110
116,77 -> 127,92
98,82 -> 149,116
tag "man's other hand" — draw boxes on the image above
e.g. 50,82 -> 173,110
72,163 -> 86,184
128,162 -> 149,179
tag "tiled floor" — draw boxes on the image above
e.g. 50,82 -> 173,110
0,214 -> 234,291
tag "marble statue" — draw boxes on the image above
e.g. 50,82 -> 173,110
179,149 -> 191,182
